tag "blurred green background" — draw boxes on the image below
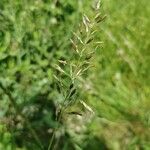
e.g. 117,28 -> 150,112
0,0 -> 149,150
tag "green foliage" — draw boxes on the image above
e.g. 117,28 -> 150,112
0,0 -> 149,150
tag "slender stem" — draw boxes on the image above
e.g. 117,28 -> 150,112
47,128 -> 55,150
48,108 -> 63,150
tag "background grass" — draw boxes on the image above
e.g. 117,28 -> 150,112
0,0 -> 149,150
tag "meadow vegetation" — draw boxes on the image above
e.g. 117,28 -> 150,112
0,0 -> 149,150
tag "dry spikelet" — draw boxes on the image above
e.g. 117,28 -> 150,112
95,0 -> 101,10
95,41 -> 103,45
58,60 -> 67,65
73,32 -> 84,44
70,39 -> 77,48
83,14 -> 91,23
76,69 -> 82,76
70,39 -> 79,53
53,75 -> 63,86
83,15 -> 89,33
95,13 -> 101,20
55,64 -> 65,74
91,30 -> 97,35
80,100 -> 94,114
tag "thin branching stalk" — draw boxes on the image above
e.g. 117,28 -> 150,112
48,107 -> 64,150
47,1 -> 104,149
